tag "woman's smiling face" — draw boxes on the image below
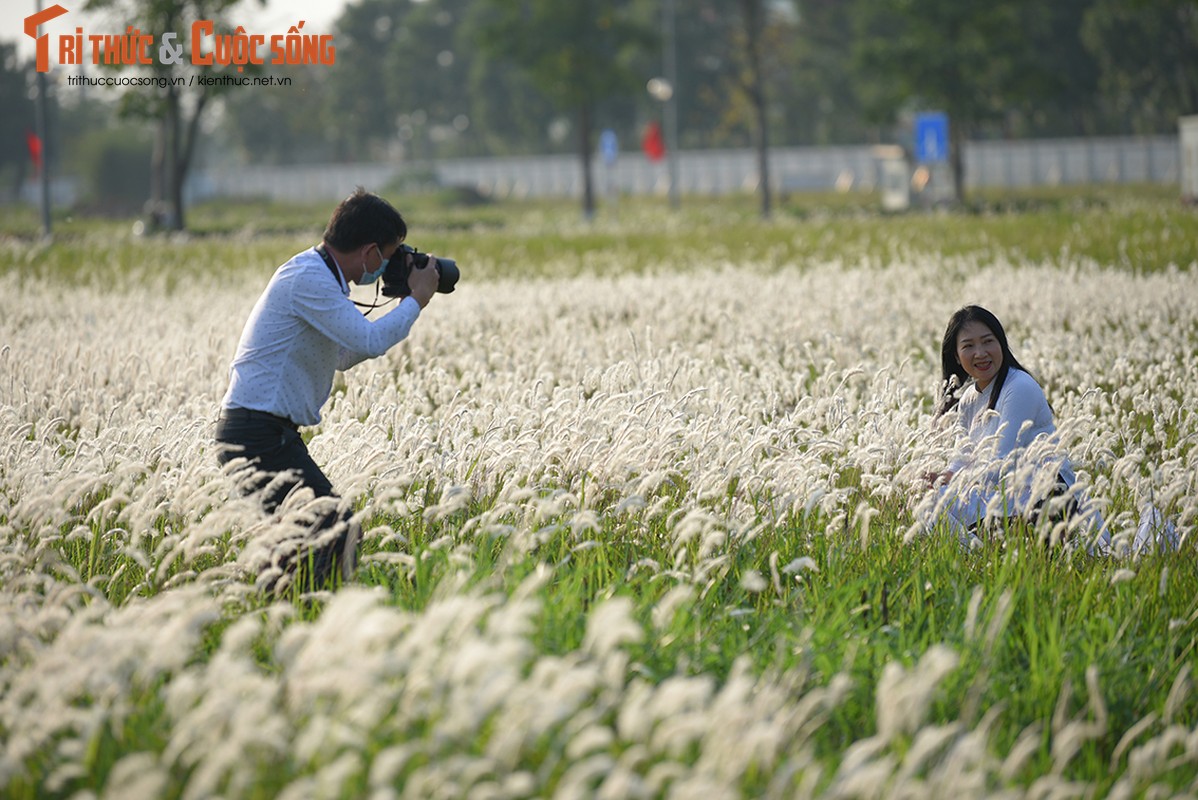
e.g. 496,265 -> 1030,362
955,320 -> 1004,390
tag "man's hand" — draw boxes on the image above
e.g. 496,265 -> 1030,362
409,256 -> 439,308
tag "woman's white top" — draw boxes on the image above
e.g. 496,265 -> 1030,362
947,367 -> 1074,512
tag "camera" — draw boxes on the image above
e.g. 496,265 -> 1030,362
381,245 -> 460,297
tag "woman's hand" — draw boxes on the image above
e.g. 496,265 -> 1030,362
922,470 -> 953,488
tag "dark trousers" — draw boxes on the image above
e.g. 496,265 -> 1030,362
215,408 -> 355,592
969,473 -> 1079,543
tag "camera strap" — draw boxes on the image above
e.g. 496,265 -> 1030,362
314,243 -> 342,284
314,243 -> 392,316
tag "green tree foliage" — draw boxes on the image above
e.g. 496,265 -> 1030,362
667,0 -> 799,150
212,0 -> 1194,168
75,128 -> 153,213
9,0 -> 1196,211
0,43 -> 36,200
852,0 -> 1024,200
661,1 -> 800,216
222,64 -> 335,165
473,0 -> 658,218
82,0 -> 265,230
389,0 -> 489,160
785,0 -> 872,145
1001,0 -> 1103,136
1081,0 -> 1198,134
324,0 -> 410,161
459,8 -> 567,158
844,0 -> 1196,197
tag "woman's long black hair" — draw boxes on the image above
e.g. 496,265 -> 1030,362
936,305 -> 1032,417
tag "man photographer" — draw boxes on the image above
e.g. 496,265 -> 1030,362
216,188 -> 441,595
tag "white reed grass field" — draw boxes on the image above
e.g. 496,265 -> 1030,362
0,247 -> 1195,798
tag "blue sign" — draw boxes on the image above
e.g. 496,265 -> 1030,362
600,129 -> 618,166
914,112 -> 949,163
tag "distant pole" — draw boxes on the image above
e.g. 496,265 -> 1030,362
34,0 -> 53,238
663,0 -> 679,209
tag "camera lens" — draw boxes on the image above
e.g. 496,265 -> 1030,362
435,258 -> 459,293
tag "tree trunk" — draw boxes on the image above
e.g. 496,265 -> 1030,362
741,0 -> 771,219
172,89 -> 210,233
950,121 -> 966,204
578,101 -> 595,220
163,84 -> 182,230
752,85 -> 771,219
148,115 -> 167,229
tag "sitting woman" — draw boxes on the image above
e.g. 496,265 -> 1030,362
920,305 -> 1109,550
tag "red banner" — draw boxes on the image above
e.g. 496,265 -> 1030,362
642,121 -> 665,162
25,130 -> 43,170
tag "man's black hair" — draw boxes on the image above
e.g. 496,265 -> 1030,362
322,187 -> 407,251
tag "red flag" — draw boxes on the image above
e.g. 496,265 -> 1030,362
25,130 -> 43,171
642,121 -> 665,162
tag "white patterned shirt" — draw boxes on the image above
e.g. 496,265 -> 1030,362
221,246 -> 421,426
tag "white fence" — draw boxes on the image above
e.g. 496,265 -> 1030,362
965,137 -> 1178,189
191,135 -> 1181,203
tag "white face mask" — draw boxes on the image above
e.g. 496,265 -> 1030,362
356,246 -> 389,285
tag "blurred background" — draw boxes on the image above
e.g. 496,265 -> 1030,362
3,0 -> 1197,229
